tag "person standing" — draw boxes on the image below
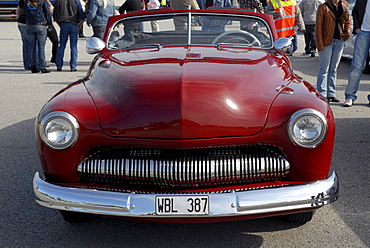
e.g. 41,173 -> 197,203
87,0 -> 116,40
343,0 -> 370,107
19,0 -> 52,73
316,0 -> 350,102
197,0 -> 232,31
147,0 -> 160,32
54,0 -> 84,72
299,0 -> 322,57
118,0 -> 143,40
265,0 -> 306,54
46,0 -> 58,64
171,0 -> 199,30
16,4 -> 30,70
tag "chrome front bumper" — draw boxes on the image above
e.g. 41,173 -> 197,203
33,172 -> 338,218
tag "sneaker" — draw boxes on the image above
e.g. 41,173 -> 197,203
327,97 -> 340,102
57,68 -> 62,71
310,52 -> 315,57
70,68 -> 77,72
41,68 -> 50,73
343,99 -> 354,107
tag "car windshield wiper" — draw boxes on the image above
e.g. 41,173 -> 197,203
128,43 -> 162,50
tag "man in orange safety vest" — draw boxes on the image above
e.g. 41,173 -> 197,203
265,0 -> 305,54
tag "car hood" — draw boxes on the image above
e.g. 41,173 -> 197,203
85,47 -> 292,139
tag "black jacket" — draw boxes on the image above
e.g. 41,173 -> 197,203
119,0 -> 142,14
53,0 -> 83,23
352,0 -> 368,34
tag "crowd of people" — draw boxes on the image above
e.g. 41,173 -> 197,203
16,0 -> 370,106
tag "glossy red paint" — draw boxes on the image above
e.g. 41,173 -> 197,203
85,47 -> 290,139
34,8 -> 336,223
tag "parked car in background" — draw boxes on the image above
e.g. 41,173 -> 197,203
342,0 -> 370,74
33,7 -> 339,225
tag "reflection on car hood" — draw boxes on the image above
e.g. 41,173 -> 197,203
85,47 -> 291,139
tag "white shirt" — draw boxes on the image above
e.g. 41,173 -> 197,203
361,0 -> 370,31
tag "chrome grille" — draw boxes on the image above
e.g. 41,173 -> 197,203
77,146 -> 290,188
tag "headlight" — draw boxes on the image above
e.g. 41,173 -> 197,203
39,111 -> 79,150
287,109 -> 327,148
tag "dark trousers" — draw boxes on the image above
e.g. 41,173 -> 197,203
47,24 -> 59,63
304,24 -> 316,53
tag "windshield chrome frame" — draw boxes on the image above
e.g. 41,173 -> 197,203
106,11 -> 274,50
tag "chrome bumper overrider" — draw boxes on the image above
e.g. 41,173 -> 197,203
33,172 -> 338,218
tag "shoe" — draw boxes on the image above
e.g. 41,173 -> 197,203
41,68 -> 50,73
57,68 -> 62,71
343,99 -> 354,107
310,52 -> 315,57
31,66 -> 40,73
327,97 -> 340,102
70,68 -> 77,72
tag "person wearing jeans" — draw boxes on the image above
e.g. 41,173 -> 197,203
316,39 -> 345,99
19,0 -> 52,73
315,0 -> 350,102
54,0 -> 84,71
56,22 -> 79,71
344,0 -> 370,107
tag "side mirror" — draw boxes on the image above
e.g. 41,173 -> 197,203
274,37 -> 293,56
86,37 -> 106,54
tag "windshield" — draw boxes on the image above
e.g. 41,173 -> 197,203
107,12 -> 273,50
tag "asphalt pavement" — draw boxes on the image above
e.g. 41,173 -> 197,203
0,20 -> 369,248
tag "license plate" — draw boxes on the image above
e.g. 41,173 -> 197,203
156,195 -> 209,215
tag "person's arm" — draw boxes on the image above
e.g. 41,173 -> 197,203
296,5 -> 305,32
352,0 -> 361,34
75,0 -> 85,21
265,1 -> 280,18
190,0 -> 200,9
315,4 -> 324,51
87,0 -> 97,25
43,0 -> 52,26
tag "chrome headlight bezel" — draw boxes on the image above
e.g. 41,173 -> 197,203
287,109 -> 328,149
39,111 -> 79,150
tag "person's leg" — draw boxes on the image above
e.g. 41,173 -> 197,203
35,25 -> 48,70
56,23 -> 70,70
26,25 -> 37,72
316,43 -> 333,97
18,24 -> 30,70
303,26 -> 310,54
291,34 -> 298,53
47,24 -> 59,63
310,25 -> 317,52
345,31 -> 370,100
327,39 -> 344,98
69,23 -> 79,70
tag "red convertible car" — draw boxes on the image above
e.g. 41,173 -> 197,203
33,7 -> 338,224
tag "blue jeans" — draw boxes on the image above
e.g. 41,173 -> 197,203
18,24 -> 30,70
26,24 -> 47,70
56,22 -> 79,70
290,34 -> 298,53
345,31 -> 370,100
317,39 -> 344,97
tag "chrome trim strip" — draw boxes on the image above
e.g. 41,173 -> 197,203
33,172 -> 338,218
